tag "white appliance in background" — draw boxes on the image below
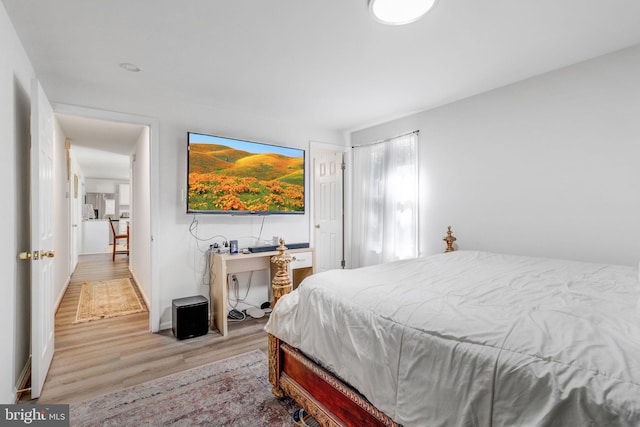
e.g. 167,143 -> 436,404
85,192 -> 116,219
83,203 -> 95,219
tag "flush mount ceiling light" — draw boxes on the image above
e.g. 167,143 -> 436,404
119,62 -> 141,72
369,0 -> 437,25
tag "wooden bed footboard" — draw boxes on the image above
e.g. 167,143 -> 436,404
268,241 -> 399,427
269,334 -> 399,427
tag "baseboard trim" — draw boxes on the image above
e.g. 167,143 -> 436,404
54,277 -> 71,314
159,319 -> 172,331
15,356 -> 31,403
129,271 -> 150,309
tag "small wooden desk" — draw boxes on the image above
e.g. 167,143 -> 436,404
210,248 -> 314,336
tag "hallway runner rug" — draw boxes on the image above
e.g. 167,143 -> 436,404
73,278 -> 146,323
69,350 -> 297,426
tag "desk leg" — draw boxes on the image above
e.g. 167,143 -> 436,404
211,254 -> 228,336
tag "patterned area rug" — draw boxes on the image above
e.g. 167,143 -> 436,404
73,278 -> 146,323
70,350 -> 296,426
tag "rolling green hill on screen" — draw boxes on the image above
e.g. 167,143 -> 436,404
188,143 -> 304,212
189,143 -> 303,186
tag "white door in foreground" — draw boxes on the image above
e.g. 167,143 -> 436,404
29,79 -> 56,398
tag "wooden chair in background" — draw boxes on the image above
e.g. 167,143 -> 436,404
109,218 -> 129,261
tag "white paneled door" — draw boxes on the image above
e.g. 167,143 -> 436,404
313,149 -> 344,272
29,80 -> 56,398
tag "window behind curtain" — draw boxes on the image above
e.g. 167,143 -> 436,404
352,132 -> 418,267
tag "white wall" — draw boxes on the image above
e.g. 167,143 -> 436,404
130,127 -> 151,306
153,115 -> 342,328
1,1 -> 36,404
351,44 -> 640,266
69,156 -> 85,272
53,119 -> 71,307
85,178 -> 126,194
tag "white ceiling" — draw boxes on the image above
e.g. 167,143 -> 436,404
56,114 -> 144,181
4,0 -> 640,176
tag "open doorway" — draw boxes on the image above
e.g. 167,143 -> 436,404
54,105 -> 158,333
58,115 -> 139,264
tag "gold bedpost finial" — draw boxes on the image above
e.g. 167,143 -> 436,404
271,239 -> 292,306
443,226 -> 457,253
269,238 -> 292,398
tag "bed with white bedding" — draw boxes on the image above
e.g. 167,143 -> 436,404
265,250 -> 640,426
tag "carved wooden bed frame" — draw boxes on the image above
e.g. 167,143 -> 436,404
267,242 -> 400,427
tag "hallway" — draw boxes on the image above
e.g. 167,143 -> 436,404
31,254 -> 268,404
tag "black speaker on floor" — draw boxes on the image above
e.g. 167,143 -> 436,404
172,295 -> 209,340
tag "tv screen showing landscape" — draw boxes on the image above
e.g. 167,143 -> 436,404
187,132 -> 305,214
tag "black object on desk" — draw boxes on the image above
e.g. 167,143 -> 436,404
248,242 -> 309,253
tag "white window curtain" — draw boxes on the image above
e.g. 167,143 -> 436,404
352,131 -> 419,268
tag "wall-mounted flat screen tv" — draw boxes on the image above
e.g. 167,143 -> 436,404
187,132 -> 305,214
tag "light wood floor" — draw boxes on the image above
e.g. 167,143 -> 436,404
29,253 -> 269,404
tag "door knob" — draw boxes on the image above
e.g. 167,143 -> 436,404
41,250 -> 56,258
18,252 -> 32,260
315,224 -> 320,229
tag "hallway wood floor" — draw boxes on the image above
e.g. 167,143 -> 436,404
32,253 -> 268,404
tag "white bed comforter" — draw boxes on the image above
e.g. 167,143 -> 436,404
265,251 -> 640,427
